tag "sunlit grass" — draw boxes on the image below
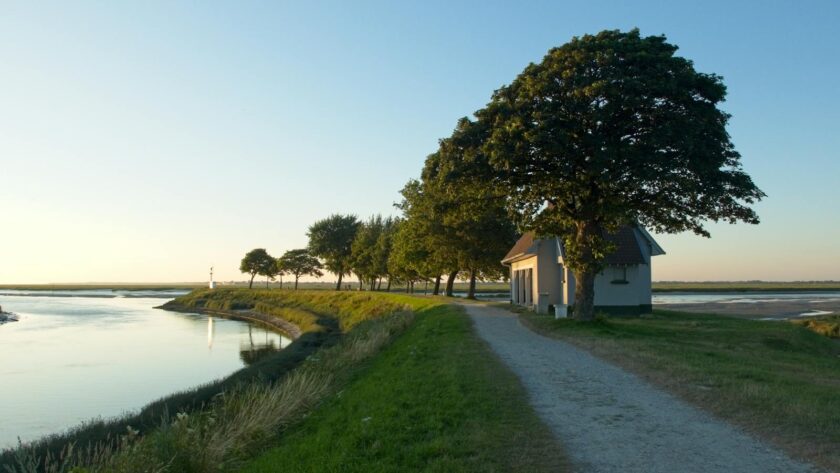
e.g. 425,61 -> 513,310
792,314 -> 840,339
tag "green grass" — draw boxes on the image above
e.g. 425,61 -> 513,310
165,288 -> 435,333
517,308 -> 840,471
652,281 -> 840,292
243,304 -> 567,473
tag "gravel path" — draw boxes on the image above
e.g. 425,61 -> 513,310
462,303 -> 818,473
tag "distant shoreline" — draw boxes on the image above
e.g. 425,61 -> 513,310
1,281 -> 839,294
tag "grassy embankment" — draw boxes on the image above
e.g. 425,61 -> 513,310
4,290 -> 565,473
515,307 -> 840,471
2,289 -> 425,471
243,303 -> 566,473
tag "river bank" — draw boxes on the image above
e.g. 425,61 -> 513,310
0,291 -> 295,462
0,290 -> 432,471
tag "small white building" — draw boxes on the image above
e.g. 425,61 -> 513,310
501,226 -> 665,315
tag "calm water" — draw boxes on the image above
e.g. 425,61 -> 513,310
0,291 -> 291,449
652,291 -> 840,305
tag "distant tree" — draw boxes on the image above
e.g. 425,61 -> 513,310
307,214 -> 360,291
374,216 -> 397,291
277,249 -> 324,290
351,215 -> 387,290
388,219 -> 431,294
259,257 -> 280,289
240,248 -> 275,289
478,30 -> 765,319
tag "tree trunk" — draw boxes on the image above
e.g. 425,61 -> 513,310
279,275 -> 284,290
295,276 -> 299,290
249,273 -> 255,289
572,221 -> 601,321
573,268 -> 596,320
369,278 -> 376,291
377,278 -> 382,291
467,269 -> 477,299
358,275 -> 363,291
424,280 -> 428,295
265,277 -> 269,289
432,274 -> 442,295
445,270 -> 458,296
335,273 -> 343,291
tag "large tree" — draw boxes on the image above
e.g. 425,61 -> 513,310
277,249 -> 323,290
425,126 -> 516,299
307,214 -> 360,290
479,30 -> 764,319
239,248 -> 275,289
395,179 -> 460,296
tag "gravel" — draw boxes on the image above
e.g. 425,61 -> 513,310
462,303 -> 819,473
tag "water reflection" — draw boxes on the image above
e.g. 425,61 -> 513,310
239,325 -> 292,365
0,293 -> 292,449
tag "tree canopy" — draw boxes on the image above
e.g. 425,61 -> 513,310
277,249 -> 323,290
307,214 -> 360,290
476,29 -> 764,319
239,248 -> 276,289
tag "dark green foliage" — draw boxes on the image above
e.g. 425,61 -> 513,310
277,249 -> 323,290
350,215 -> 395,290
307,214 -> 360,290
478,30 -> 764,319
427,122 -> 517,297
395,127 -> 516,298
239,248 -> 276,289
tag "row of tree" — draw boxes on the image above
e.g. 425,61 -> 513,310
241,30 -> 765,319
239,248 -> 323,290
387,29 -> 764,318
241,201 -> 511,298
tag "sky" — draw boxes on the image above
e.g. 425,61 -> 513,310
1,0 -> 838,283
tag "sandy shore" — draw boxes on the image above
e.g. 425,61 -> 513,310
657,299 -> 840,320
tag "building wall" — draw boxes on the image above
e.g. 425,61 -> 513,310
510,257 -> 538,306
509,232 -> 655,313
593,265 -> 646,306
536,240 -> 564,311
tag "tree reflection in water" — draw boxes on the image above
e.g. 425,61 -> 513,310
239,325 -> 283,365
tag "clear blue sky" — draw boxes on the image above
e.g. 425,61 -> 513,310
1,1 -> 838,283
